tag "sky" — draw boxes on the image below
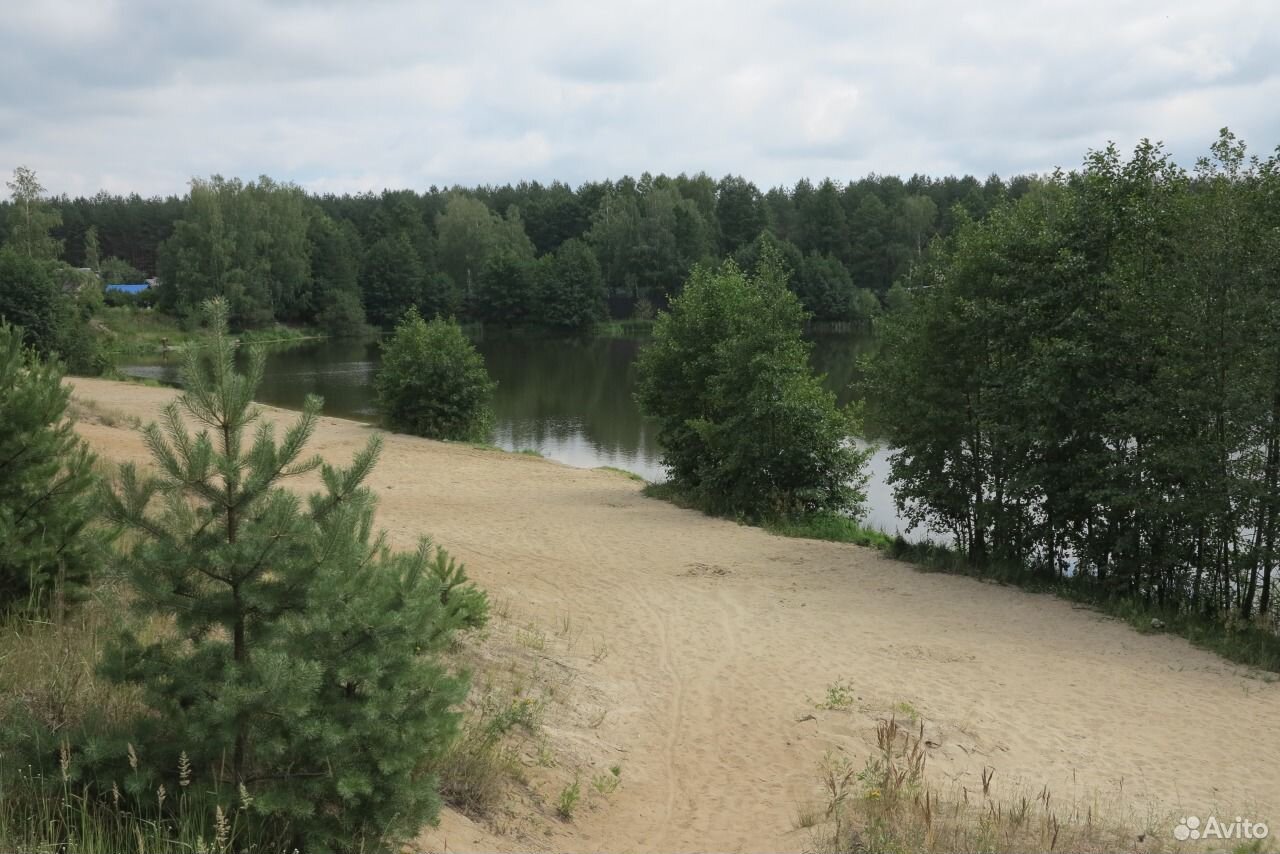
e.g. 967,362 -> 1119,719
3,0 -> 1278,199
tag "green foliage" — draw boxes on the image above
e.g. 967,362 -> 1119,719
99,299 -> 488,851
82,225 -> 101,271
0,324 -> 99,611
435,194 -> 535,295
556,777 -> 581,820
764,513 -> 892,549
98,256 -> 145,285
636,251 -> 868,519
156,176 -> 322,328
476,251 -> 535,327
0,248 -> 62,355
361,232 -> 428,327
733,230 -> 803,282
316,288 -> 369,338
376,308 -> 496,442
865,130 -> 1280,646
798,251 -> 859,321
25,164 -> 1022,330
0,250 -> 104,374
4,167 -> 63,262
536,238 -> 606,333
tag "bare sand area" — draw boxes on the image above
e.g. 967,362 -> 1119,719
68,377 -> 1280,853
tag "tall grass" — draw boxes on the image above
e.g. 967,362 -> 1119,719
0,763 -> 267,854
0,592 -> 292,852
808,715 -> 1165,854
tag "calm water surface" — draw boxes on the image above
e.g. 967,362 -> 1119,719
120,332 -> 911,534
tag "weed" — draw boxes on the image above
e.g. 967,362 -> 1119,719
516,624 -> 547,651
591,768 -> 621,796
893,700 -> 920,722
814,679 -> 858,711
556,778 -> 581,821
590,638 -> 610,663
810,714 -> 1162,854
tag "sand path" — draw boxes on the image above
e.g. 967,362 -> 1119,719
69,378 -> 1280,852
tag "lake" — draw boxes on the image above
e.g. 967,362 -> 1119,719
119,331 -> 913,535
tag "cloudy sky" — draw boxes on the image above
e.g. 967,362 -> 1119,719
3,0 -> 1278,198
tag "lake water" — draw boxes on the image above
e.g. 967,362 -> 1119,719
119,332 -> 912,534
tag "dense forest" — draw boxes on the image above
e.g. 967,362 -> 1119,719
0,169 -> 1035,334
868,130 -> 1280,642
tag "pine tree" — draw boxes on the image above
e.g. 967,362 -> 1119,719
0,322 -> 98,610
101,299 -> 487,851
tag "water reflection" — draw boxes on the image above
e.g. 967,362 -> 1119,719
120,331 -> 914,535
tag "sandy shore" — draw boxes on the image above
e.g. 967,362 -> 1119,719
68,378 -> 1280,852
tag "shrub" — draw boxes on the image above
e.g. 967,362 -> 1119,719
0,322 -> 99,611
376,308 -> 496,442
635,250 -> 868,519
0,249 -> 62,357
98,299 -> 488,851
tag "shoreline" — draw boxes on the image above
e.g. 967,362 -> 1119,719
68,376 -> 1280,852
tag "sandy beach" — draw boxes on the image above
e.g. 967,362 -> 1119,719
68,377 -> 1280,853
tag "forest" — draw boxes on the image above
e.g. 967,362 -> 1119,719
0,168 -> 1033,334
867,130 -> 1280,653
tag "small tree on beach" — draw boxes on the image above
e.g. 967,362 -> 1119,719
375,308 -> 496,442
100,299 -> 487,851
636,250 -> 868,519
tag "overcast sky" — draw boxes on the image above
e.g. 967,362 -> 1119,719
4,0 -> 1278,199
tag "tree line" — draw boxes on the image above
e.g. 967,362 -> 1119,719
0,168 -> 1036,335
867,130 -> 1280,642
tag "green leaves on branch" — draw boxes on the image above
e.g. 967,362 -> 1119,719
636,249 -> 868,520
0,323 -> 99,611
375,309 -> 496,442
99,298 -> 488,851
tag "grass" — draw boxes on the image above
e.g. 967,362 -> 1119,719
0,591 -> 287,853
432,696 -> 540,817
765,512 -> 893,549
806,714 -> 1170,854
69,397 -> 142,430
644,481 -> 1280,673
93,305 -> 323,360
556,778 -> 581,821
596,465 -> 646,482
590,766 -> 621,797
813,679 -> 859,711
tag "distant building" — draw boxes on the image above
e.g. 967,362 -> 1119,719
106,282 -> 150,295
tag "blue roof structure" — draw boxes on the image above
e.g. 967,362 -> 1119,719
106,283 -> 150,294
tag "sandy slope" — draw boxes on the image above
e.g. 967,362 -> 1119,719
69,378 -> 1280,852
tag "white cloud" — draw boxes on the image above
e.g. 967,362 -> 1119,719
2,0 -> 1278,198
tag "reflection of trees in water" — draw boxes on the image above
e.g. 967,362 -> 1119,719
480,336 -> 657,457
809,331 -> 879,407
122,331 -> 876,466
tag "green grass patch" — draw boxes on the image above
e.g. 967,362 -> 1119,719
765,512 -> 893,549
95,306 -> 324,359
596,466 -> 645,482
